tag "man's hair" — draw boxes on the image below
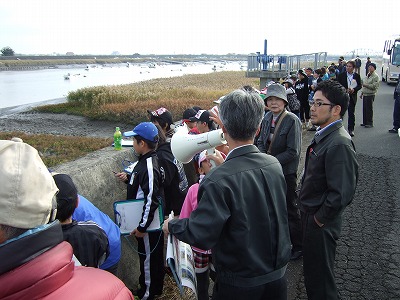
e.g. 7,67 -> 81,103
346,60 -> 356,68
55,196 -> 78,222
315,80 -> 349,117
219,88 -> 264,141
133,135 -> 158,149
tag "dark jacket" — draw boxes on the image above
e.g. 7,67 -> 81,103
337,71 -> 362,100
295,77 -> 310,103
299,121 -> 359,224
0,221 -> 133,300
257,110 -> 302,175
156,142 -> 188,215
127,150 -> 164,233
62,220 -> 109,268
169,145 -> 291,287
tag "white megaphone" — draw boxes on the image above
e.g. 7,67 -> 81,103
171,127 -> 227,164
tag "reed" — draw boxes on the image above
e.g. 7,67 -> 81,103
36,71 -> 259,124
0,132 -> 112,167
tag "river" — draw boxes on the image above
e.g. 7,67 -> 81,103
0,61 -> 245,109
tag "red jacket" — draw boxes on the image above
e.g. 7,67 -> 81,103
0,223 -> 133,300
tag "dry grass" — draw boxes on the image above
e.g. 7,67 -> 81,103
0,132 -> 112,167
35,71 -> 259,124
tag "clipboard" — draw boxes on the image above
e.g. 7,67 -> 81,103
114,199 -> 164,234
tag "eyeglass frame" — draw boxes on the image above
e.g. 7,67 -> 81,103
309,100 -> 336,108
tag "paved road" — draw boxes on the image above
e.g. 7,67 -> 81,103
287,80 -> 400,299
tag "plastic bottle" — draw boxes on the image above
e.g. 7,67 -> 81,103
114,127 -> 122,150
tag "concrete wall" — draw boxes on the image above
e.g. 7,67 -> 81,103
52,146 -> 140,289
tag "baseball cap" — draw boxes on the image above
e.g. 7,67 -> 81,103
265,83 -> 288,104
0,138 -> 59,229
189,110 -> 211,123
124,122 -> 159,143
194,150 -> 208,169
182,108 -> 197,122
147,107 -> 173,125
53,174 -> 78,202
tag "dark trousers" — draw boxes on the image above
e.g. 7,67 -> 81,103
211,275 -> 287,300
362,95 -> 375,126
285,173 -> 302,251
301,212 -> 342,300
347,95 -> 357,130
393,97 -> 400,129
300,98 -> 310,122
137,231 -> 165,300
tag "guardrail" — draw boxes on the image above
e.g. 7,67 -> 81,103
247,52 -> 327,75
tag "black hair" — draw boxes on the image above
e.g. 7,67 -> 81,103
56,196 -> 78,222
133,135 -> 158,149
314,80 -> 349,117
149,115 -> 171,132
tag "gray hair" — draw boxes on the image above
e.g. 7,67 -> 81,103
219,88 -> 264,141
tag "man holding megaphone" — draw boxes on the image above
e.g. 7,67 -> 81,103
163,87 -> 291,300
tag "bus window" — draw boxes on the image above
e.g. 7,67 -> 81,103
392,42 -> 400,65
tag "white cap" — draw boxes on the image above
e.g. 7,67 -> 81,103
0,138 -> 58,229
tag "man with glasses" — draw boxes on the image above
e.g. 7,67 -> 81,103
299,80 -> 359,300
337,60 -> 362,137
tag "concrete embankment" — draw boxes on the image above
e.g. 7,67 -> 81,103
52,146 -> 140,289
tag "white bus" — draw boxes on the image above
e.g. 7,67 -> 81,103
382,35 -> 400,84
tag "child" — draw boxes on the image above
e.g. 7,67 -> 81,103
179,149 -> 224,300
115,122 -> 165,300
53,173 -> 109,268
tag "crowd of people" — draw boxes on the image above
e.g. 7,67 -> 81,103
3,55 -> 397,300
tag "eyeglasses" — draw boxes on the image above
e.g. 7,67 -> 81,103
309,101 -> 335,108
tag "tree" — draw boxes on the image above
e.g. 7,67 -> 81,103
1,47 -> 15,56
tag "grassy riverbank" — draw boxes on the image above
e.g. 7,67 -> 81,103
0,131 -> 112,167
34,71 -> 259,124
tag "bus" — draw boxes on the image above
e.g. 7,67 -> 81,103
382,35 -> 400,84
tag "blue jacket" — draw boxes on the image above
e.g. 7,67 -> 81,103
73,195 -> 121,270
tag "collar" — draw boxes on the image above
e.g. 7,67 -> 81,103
0,221 -> 63,275
314,120 -> 343,144
225,144 -> 258,161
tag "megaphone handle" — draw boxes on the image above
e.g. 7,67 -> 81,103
207,148 -> 216,168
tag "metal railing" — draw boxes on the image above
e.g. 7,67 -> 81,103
247,52 -> 327,76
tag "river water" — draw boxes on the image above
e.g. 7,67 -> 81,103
0,61 -> 245,109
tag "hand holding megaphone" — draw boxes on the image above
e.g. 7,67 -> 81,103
171,127 -> 227,164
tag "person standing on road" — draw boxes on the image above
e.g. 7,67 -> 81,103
354,55 -> 362,74
257,83 -> 303,261
389,74 -> 400,134
337,60 -> 362,137
299,80 -> 359,300
163,88 -> 291,300
360,63 -> 380,128
365,57 -> 372,76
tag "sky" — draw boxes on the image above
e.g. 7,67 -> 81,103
1,0 -> 399,57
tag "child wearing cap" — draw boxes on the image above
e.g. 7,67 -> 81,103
148,107 -> 174,140
115,122 -> 165,300
179,149 -> 224,300
53,173 -> 110,268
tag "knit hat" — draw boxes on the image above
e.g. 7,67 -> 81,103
265,83 -> 288,104
0,138 -> 58,229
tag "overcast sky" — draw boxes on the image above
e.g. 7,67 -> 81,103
1,0 -> 399,56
